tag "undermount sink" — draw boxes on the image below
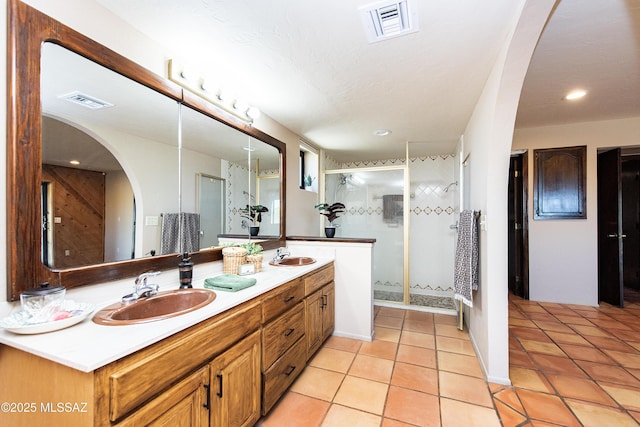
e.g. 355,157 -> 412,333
269,256 -> 317,267
92,288 -> 216,326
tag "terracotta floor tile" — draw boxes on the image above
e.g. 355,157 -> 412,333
630,410 -> 640,424
603,349 -> 640,369
494,399 -> 527,427
519,339 -> 565,356
556,343 -> 616,364
381,419 -> 417,427
405,310 -> 434,322
439,371 -> 493,407
489,383 -> 507,393
533,320 -> 574,333
545,330 -> 592,346
511,327 -> 553,343
375,315 -> 404,329
628,341 -> 640,352
391,362 -> 438,395
554,314 -> 594,326
509,318 -> 538,328
509,367 -> 554,393
576,360 -> 640,387
404,318 -> 435,334
493,387 -> 526,414
435,323 -> 469,340
378,306 -> 406,319
516,389 -> 581,426
309,347 -> 356,373
348,354 -> 394,383
435,336 -> 475,356
609,328 -> 640,342
566,398 -> 640,427
359,339 -> 399,360
525,312 -> 557,322
259,391 -> 330,427
437,351 -> 483,378
384,385 -> 441,427
585,335 -> 639,352
323,335 -> 362,353
529,353 -> 587,377
433,313 -> 458,326
396,344 -> 437,368
518,304 -> 547,313
510,349 -> 536,368
590,318 -> 633,331
570,324 -> 610,337
321,404 -> 381,427
400,330 -> 436,349
375,326 -> 402,343
440,397 -> 501,427
599,382 -> 640,411
333,376 -> 389,415
290,366 -> 345,401
544,373 -> 617,406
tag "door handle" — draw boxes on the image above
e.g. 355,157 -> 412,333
607,233 -> 627,238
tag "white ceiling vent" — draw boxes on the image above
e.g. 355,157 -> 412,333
360,0 -> 419,43
59,91 -> 114,110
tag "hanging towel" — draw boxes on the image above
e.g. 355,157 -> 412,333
160,213 -> 201,254
454,210 -> 479,307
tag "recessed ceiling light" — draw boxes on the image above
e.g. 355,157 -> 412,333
69,160 -> 80,165
374,129 -> 392,136
564,89 -> 587,101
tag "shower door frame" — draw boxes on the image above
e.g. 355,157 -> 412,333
322,165 -> 410,306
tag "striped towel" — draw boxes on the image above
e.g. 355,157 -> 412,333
454,210 -> 479,307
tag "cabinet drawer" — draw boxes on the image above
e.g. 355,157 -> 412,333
262,336 -> 307,414
304,263 -> 334,296
261,278 -> 304,323
100,301 -> 261,423
262,303 -> 305,369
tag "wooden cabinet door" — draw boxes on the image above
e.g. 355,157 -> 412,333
115,366 -> 209,427
210,331 -> 261,427
322,282 -> 335,341
305,288 -> 324,358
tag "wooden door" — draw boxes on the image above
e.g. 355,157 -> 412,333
622,157 -> 640,290
508,154 -> 529,298
305,289 -> 324,358
598,148 -> 624,307
322,282 -> 335,340
210,331 -> 261,427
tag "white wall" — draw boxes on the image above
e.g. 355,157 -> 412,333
462,0 -> 556,384
104,171 -> 134,262
513,116 -> 640,305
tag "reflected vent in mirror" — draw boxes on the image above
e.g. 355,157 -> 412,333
59,91 -> 114,110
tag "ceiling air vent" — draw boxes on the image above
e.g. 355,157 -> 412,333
360,0 -> 419,43
59,91 -> 114,110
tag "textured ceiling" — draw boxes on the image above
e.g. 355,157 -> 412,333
93,0 -> 640,161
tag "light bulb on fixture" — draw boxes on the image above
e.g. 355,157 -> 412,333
564,89 -> 587,100
247,106 -> 261,120
233,99 -> 249,113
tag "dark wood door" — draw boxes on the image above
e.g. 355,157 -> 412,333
597,148 -> 624,307
622,157 -> 640,290
508,153 -> 529,298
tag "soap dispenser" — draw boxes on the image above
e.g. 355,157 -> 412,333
178,252 -> 193,288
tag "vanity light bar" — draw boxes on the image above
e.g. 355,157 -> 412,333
168,59 -> 260,123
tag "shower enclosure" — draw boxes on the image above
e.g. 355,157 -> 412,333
323,143 -> 459,312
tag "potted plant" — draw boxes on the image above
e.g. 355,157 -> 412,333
304,174 -> 315,190
315,202 -> 345,238
239,204 -> 269,236
240,241 -> 264,272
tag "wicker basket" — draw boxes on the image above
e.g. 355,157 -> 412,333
246,254 -> 263,273
222,247 -> 247,274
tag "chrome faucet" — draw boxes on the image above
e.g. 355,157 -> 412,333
273,247 -> 290,263
122,271 -> 160,303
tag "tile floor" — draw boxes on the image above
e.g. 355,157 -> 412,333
258,294 -> 640,426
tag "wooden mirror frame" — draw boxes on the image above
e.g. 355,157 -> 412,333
6,0 -> 286,301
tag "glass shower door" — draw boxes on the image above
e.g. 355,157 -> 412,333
325,168 -> 405,304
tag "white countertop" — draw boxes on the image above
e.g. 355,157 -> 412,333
0,249 -> 333,372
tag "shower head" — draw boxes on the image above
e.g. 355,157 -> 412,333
443,181 -> 458,192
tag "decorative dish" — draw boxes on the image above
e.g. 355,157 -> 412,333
0,300 -> 94,334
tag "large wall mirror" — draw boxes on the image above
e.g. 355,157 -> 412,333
6,0 -> 286,301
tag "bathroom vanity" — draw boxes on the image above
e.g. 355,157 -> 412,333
0,260 -> 334,427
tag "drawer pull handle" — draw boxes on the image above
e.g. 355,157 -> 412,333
284,296 -> 295,303
285,365 -> 296,376
284,328 -> 295,337
203,384 -> 211,409
216,374 -> 223,398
